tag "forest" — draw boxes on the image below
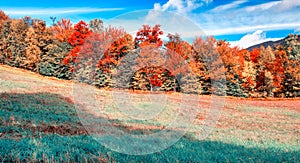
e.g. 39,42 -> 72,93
0,10 -> 299,98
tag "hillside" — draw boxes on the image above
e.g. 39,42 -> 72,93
247,34 -> 300,51
0,64 -> 300,162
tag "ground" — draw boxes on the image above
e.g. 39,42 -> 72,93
0,64 -> 299,162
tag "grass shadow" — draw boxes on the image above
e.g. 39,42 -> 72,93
0,92 -> 299,162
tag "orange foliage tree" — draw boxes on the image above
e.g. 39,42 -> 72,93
74,26 -> 134,87
254,46 -> 276,96
134,42 -> 165,91
239,49 -> 256,96
164,33 -> 195,93
217,40 -> 246,96
98,28 -> 134,72
0,19 -> 29,67
192,36 -> 226,95
52,18 -> 73,42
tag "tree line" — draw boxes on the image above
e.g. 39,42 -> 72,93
0,10 -> 299,98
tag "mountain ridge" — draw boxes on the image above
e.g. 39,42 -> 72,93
246,34 -> 300,51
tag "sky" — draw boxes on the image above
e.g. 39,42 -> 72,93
1,0 -> 300,48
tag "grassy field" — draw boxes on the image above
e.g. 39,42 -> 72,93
0,64 -> 299,162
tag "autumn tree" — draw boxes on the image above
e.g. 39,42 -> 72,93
164,33 -> 197,93
284,34 -> 300,62
0,19 -> 28,67
73,26 -> 134,87
23,19 -> 54,71
253,46 -> 271,97
250,48 -> 260,64
98,28 -> 134,72
134,24 -> 163,47
24,25 -> 41,70
281,35 -> 300,97
284,58 -> 300,97
216,40 -> 247,97
63,20 -> 91,69
192,36 -> 226,95
89,18 -> 104,33
0,10 -> 9,25
133,43 -> 166,91
131,24 -> 165,92
249,45 -> 286,97
0,10 -> 9,43
239,49 -> 256,96
52,18 -> 74,42
0,14 -> 11,62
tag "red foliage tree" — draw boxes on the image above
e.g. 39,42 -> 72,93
132,24 -> 165,91
268,47 -> 287,95
254,46 -> 282,97
0,10 -> 9,22
0,10 -> 9,30
77,26 -> 134,73
134,24 -> 163,47
250,48 -> 260,63
63,21 -> 91,67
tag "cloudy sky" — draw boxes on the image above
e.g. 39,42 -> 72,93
1,0 -> 300,48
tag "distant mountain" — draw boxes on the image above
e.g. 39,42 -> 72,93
246,35 -> 300,51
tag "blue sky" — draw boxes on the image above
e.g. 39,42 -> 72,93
1,0 -> 300,48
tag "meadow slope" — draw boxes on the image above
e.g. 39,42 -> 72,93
0,64 -> 299,162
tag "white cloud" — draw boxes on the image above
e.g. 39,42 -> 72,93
203,0 -> 213,4
144,0 -> 211,40
211,0 -> 247,12
106,10 -> 205,42
245,0 -> 300,12
149,0 -> 300,37
245,1 -> 281,12
153,0 -> 185,14
204,22 -> 300,36
153,0 -> 212,14
274,0 -> 300,11
3,7 -> 124,16
229,30 -> 282,49
191,0 -> 300,36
